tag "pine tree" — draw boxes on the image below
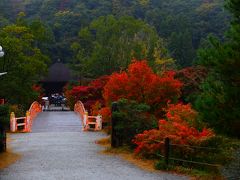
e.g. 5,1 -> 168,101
196,0 -> 240,137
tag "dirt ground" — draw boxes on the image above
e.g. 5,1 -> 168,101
0,151 -> 21,169
0,134 -> 21,169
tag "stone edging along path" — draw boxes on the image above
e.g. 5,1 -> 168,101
0,111 -> 188,180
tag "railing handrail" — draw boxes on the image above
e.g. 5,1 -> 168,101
74,101 -> 102,131
170,143 -> 218,150
28,101 -> 40,112
10,101 -> 42,133
15,117 -> 26,120
75,101 -> 86,111
88,116 -> 98,118
74,101 -> 87,113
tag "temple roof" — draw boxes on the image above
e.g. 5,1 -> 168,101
41,63 -> 74,82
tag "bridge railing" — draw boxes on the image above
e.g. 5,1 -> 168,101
10,101 -> 42,133
74,101 -> 102,131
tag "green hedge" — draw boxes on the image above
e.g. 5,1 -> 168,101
112,99 -> 157,147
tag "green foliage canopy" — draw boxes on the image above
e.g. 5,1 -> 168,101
71,15 -> 165,77
195,0 -> 240,137
0,18 -> 50,109
0,0 -> 229,67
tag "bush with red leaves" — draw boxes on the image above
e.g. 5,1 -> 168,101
64,75 -> 109,111
133,103 -> 214,157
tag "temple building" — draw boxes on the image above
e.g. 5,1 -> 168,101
40,62 -> 75,96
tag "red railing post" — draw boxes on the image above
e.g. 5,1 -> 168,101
24,116 -> 27,132
10,112 -> 16,132
25,111 -> 30,132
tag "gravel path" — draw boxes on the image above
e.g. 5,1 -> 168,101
0,112 -> 188,180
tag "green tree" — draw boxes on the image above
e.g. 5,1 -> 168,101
195,0 -> 240,137
0,0 -> 229,66
168,30 -> 195,67
72,15 -> 165,77
0,16 -> 9,28
0,22 -> 49,109
112,99 -> 157,146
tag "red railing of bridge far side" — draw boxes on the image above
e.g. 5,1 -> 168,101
74,101 -> 102,131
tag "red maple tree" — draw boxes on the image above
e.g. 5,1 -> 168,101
103,60 -> 182,114
175,66 -> 207,102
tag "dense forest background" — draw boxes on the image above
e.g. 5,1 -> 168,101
2,0 -> 239,137
1,1 -> 240,178
0,0 -> 229,74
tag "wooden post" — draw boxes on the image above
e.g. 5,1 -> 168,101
164,137 -> 170,166
111,102 -> 119,148
3,127 -> 6,152
0,125 -> 6,152
96,115 -> 102,131
83,111 -> 88,131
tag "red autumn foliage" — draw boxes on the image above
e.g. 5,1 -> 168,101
99,107 -> 111,123
63,84 -> 75,108
103,72 -> 128,104
90,101 -> 102,115
32,84 -> 44,102
64,75 -> 109,111
90,101 -> 111,123
89,75 -> 110,90
175,66 -> 207,102
133,103 -> 214,156
103,60 -> 182,114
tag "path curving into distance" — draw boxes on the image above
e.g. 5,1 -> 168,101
0,111 -> 188,180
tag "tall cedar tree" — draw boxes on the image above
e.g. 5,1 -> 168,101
196,0 -> 240,137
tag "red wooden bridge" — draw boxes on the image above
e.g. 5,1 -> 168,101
10,101 -> 102,133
